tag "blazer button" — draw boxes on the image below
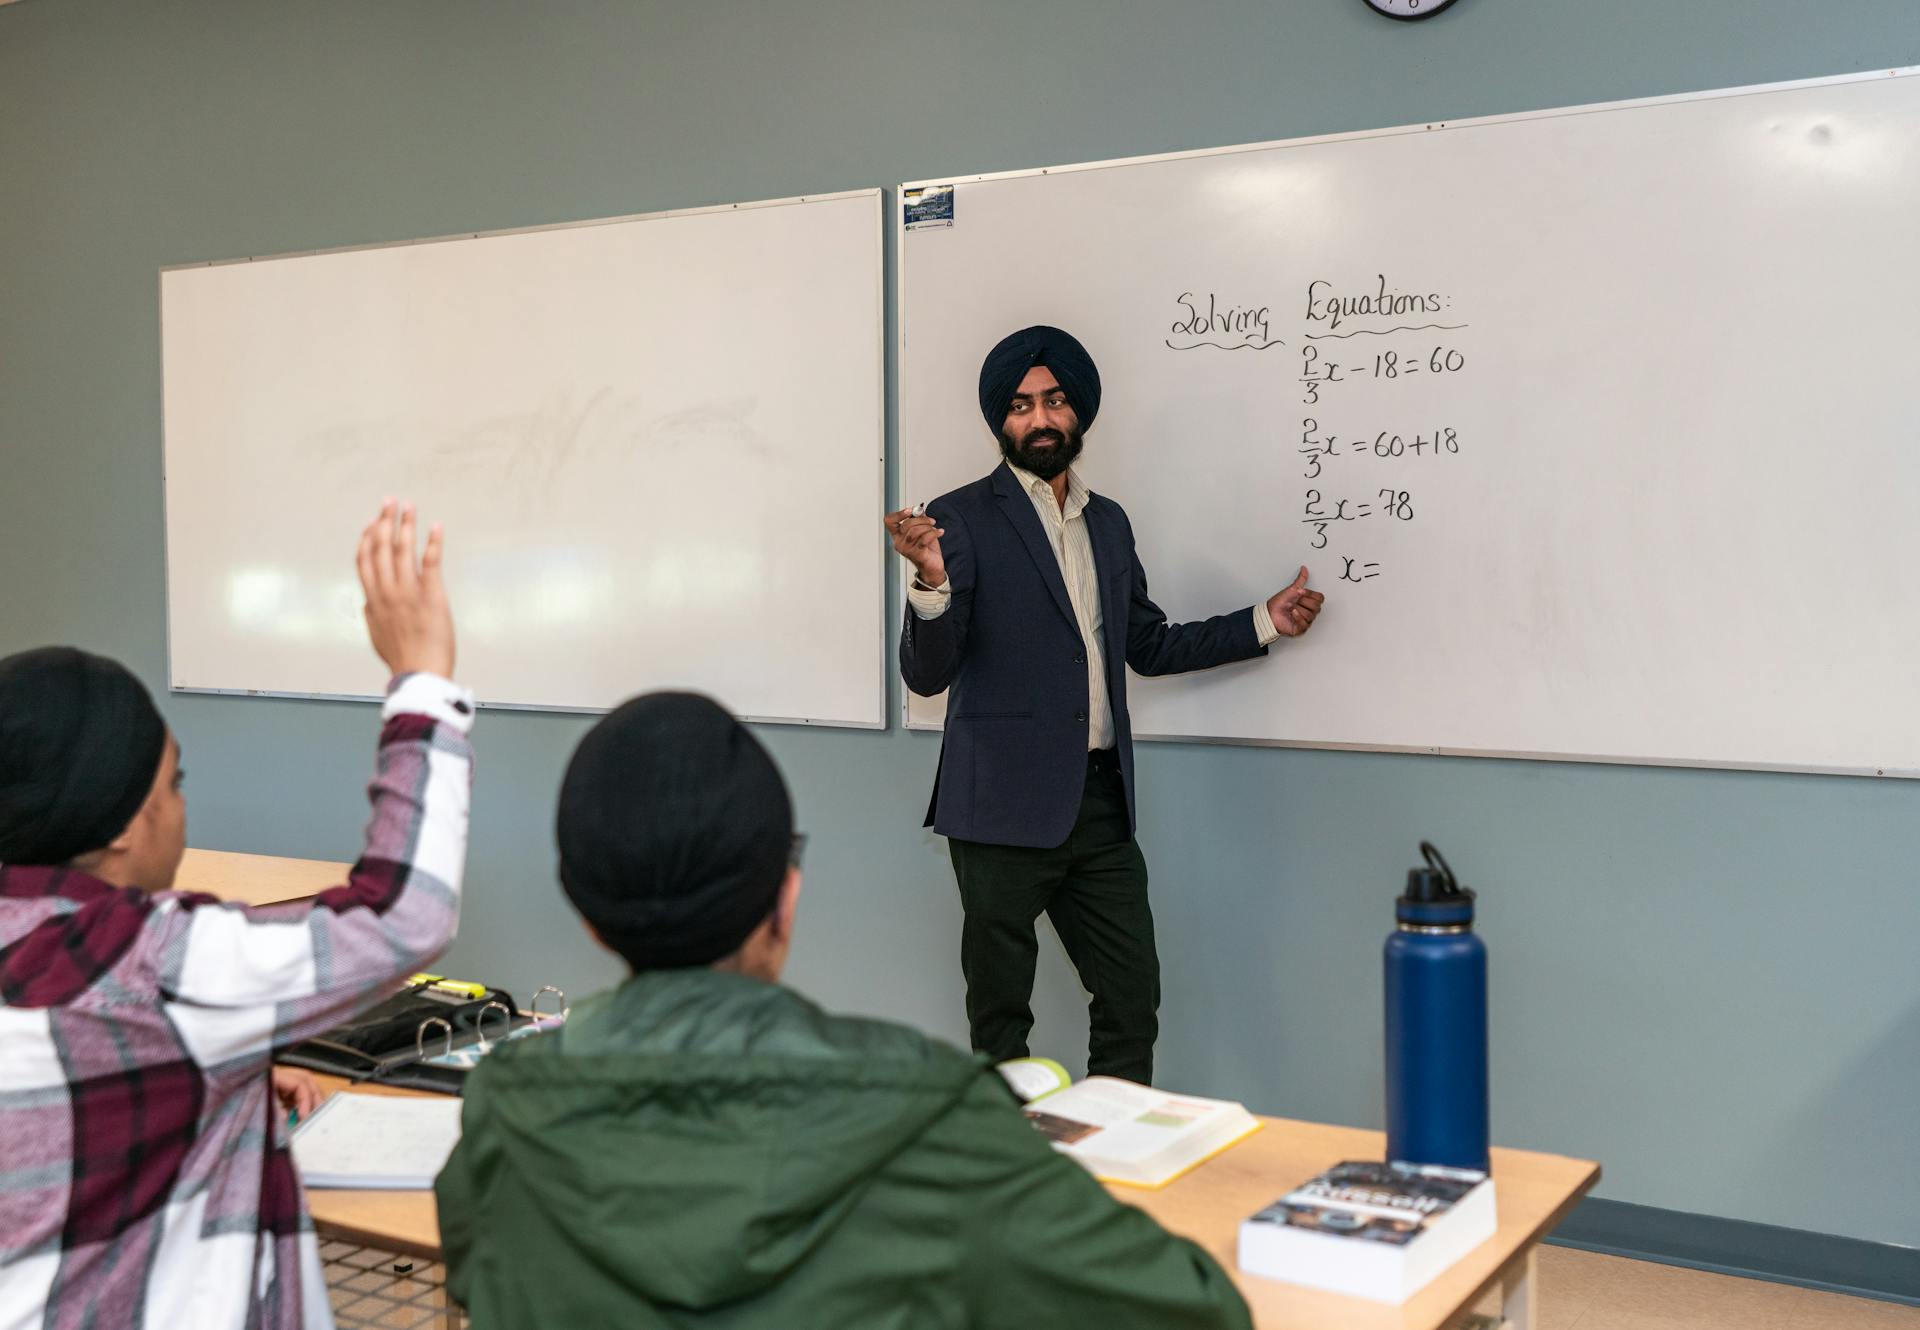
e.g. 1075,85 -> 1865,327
1073,652 -> 1086,664
1075,710 -> 1087,722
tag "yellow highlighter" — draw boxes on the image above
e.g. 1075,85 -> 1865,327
405,972 -> 487,998
428,979 -> 488,999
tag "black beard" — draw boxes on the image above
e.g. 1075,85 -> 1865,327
999,425 -> 1084,481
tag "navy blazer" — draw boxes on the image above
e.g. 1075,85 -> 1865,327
901,463 -> 1267,849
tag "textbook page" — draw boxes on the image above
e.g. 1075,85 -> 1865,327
1024,1077 -> 1259,1186
291,1092 -> 464,1190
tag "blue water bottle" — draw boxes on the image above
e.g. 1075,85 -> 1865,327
1384,842 -> 1489,1172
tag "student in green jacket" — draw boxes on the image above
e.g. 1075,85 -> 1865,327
436,692 -> 1251,1330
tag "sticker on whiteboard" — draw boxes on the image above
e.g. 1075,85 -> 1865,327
903,185 -> 955,231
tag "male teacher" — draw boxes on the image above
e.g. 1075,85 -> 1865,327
886,325 -> 1324,1084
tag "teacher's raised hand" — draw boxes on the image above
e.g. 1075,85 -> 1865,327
1266,566 -> 1325,638
884,506 -> 947,588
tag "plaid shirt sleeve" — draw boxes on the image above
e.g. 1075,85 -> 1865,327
148,672 -> 475,1052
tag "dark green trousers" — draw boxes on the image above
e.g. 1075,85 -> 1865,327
948,753 -> 1160,1084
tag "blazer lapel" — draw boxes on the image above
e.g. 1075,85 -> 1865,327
991,463 -> 1078,632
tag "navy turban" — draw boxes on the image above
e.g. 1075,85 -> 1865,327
557,692 -> 793,971
0,647 -> 169,866
977,325 -> 1103,436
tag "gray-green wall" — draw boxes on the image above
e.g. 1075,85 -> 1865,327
3,0 -> 1914,1250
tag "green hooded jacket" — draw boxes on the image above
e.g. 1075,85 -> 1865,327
436,969 -> 1251,1329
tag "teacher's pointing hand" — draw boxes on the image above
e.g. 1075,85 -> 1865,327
884,507 -> 947,588
1267,566 -> 1325,638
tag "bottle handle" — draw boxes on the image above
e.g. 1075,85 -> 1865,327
1419,841 -> 1458,891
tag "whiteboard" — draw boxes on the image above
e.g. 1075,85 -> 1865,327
163,190 -> 884,726
898,71 -> 1920,777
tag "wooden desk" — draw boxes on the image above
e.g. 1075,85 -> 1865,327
1118,1118 -> 1598,1330
176,847 -> 349,906
295,1077 -> 1596,1330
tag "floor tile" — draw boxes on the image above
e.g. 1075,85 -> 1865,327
1553,1251 -> 1914,1330
335,1295 -> 390,1322
1539,1245 -> 1627,1316
1591,1269 -> 1797,1330
343,1246 -> 399,1270
375,1305 -> 435,1329
1781,1285 -> 1920,1330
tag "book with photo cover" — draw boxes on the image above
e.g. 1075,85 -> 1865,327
1237,1159 -> 1497,1304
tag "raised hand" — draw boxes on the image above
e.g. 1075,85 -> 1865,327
1266,566 -> 1325,638
884,506 -> 947,588
355,499 -> 456,678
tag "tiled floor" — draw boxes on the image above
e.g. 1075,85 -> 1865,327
1502,1246 -> 1920,1330
322,1241 -> 1918,1329
321,1242 -> 460,1330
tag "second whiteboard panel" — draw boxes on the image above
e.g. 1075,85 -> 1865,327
164,191 -> 885,726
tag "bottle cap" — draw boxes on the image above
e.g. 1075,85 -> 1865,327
1398,841 -> 1476,926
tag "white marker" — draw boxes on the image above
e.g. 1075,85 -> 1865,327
911,501 -> 928,518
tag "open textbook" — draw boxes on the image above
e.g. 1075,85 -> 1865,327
291,1091 -> 464,1189
997,1059 -> 1260,1188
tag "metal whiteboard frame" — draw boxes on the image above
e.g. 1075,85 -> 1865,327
894,66 -> 1919,777
160,187 -> 889,730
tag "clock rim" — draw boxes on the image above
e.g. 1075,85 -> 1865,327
1361,0 -> 1463,20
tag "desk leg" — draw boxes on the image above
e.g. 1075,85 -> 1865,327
1500,1247 -> 1538,1330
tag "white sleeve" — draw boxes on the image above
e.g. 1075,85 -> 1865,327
152,674 -> 474,1064
1252,598 -> 1282,646
908,578 -> 953,620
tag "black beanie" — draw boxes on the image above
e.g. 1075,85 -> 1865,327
0,647 -> 169,866
977,325 -> 1103,436
557,692 -> 793,971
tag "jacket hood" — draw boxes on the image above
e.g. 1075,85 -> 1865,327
450,969 -> 986,1310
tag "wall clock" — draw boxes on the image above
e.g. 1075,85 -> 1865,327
1360,0 -> 1462,19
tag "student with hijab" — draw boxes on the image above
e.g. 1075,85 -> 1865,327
436,692 -> 1250,1330
0,502 -> 470,1330
885,325 -> 1325,1084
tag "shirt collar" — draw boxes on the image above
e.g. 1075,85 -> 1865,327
1006,461 -> 1091,520
0,862 -> 120,905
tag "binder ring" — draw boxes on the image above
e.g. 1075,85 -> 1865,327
476,1000 -> 513,1052
415,1016 -> 454,1062
531,985 -> 570,1020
